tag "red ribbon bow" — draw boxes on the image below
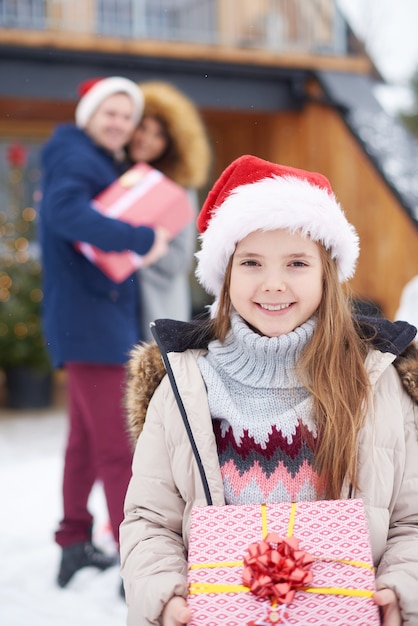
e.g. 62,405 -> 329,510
242,532 -> 314,605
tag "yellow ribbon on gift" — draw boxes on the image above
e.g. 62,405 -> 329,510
189,502 -> 374,599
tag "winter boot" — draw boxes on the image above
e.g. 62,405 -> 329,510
57,541 -> 118,587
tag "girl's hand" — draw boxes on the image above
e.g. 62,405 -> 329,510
374,589 -> 401,626
162,596 -> 192,626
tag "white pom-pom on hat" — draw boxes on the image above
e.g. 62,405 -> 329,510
195,154 -> 359,297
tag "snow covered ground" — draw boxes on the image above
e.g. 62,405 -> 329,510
0,406 -> 127,626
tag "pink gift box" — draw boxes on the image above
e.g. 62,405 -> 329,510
187,500 -> 380,625
76,163 -> 195,283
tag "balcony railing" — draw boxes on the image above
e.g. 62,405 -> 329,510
0,0 -> 348,56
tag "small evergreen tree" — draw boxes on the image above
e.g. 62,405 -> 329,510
0,142 -> 50,372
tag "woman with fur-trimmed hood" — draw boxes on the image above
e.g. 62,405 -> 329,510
127,81 -> 212,340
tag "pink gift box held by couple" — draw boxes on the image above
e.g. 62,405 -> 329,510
76,162 -> 195,283
187,499 -> 380,625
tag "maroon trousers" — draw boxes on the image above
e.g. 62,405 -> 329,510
55,363 -> 132,548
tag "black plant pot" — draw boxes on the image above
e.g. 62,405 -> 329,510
5,366 -> 53,409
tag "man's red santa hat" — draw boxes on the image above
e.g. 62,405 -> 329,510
75,76 -> 144,128
195,154 -> 359,297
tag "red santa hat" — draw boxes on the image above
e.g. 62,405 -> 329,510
195,154 -> 359,297
75,76 -> 144,128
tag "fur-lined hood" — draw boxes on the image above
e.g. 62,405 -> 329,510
137,81 -> 212,188
124,318 -> 418,446
125,341 -> 166,447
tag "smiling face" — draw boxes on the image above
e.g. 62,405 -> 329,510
128,115 -> 169,164
229,228 -> 324,337
84,93 -> 136,154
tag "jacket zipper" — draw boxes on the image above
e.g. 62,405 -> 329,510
150,323 -> 213,506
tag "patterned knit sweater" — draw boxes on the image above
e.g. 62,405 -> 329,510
197,313 -> 323,505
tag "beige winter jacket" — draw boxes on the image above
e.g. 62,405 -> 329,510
120,319 -> 418,626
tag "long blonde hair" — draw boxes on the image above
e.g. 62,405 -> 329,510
209,242 -> 370,499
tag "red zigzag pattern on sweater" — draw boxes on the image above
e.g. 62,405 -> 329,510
213,419 -> 322,502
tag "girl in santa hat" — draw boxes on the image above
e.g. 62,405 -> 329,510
126,81 -> 212,341
119,155 -> 418,625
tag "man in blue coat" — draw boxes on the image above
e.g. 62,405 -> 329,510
39,76 -> 168,593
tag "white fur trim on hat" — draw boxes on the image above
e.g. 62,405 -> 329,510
195,175 -> 359,297
75,77 -> 144,128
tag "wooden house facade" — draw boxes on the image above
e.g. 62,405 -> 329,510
1,0 -> 417,320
